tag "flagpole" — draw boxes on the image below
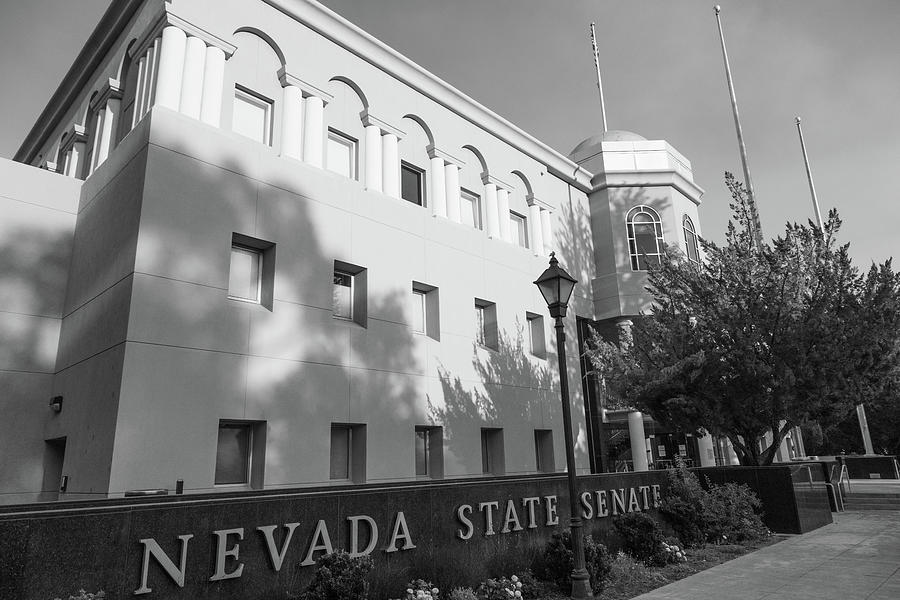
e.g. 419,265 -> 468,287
795,117 -> 823,228
714,5 -> 763,249
590,22 -> 608,133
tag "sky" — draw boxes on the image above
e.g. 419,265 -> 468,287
1,0 -> 897,266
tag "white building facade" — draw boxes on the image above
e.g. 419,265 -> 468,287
0,0 -> 707,504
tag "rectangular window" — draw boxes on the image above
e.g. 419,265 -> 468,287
401,162 -> 425,206
475,299 -> 498,350
330,423 -> 366,483
534,429 -> 555,473
510,212 -> 529,248
333,261 -> 367,327
414,426 -> 444,479
415,428 -> 430,476
481,428 -> 505,475
326,129 -> 357,179
228,245 -> 262,303
215,421 -> 266,488
232,86 -> 272,145
411,282 -> 440,340
460,189 -> 482,229
526,312 -> 546,358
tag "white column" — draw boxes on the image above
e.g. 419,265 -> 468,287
697,433 -> 715,467
540,208 -> 553,253
793,426 -> 806,457
364,125 -> 383,192
133,55 -> 148,127
200,45 -> 226,126
445,163 -> 461,222
430,157 -> 446,217
726,438 -> 741,465
497,188 -> 511,241
179,36 -> 206,118
484,182 -> 499,238
280,85 -> 303,160
64,143 -> 85,178
89,108 -> 106,174
95,98 -> 120,168
303,95 -> 324,168
155,26 -> 187,111
628,411 -> 649,472
529,203 -> 544,256
382,133 -> 400,199
143,39 -> 161,115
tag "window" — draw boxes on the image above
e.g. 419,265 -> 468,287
460,189 -> 482,229
330,424 -> 366,483
626,205 -> 664,270
232,86 -> 273,145
526,312 -> 546,358
534,429 -> 555,473
683,215 -> 700,265
401,162 -> 425,206
414,426 -> 444,478
326,129 -> 357,179
510,212 -> 529,248
481,428 -> 505,475
228,234 -> 275,309
412,282 -> 440,340
474,299 -> 498,350
333,261 -> 367,326
215,421 -> 266,488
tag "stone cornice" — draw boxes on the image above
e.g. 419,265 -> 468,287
526,195 -> 553,211
278,68 -> 334,103
133,8 -> 238,60
426,145 -> 465,167
481,173 -> 513,189
590,170 -> 705,206
359,109 -> 405,138
89,79 -> 123,112
261,0 -> 594,191
59,124 -> 88,153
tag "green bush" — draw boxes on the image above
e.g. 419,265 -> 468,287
658,464 -> 713,547
706,482 -> 768,542
475,575 -> 525,600
534,531 -> 612,593
396,579 -> 440,600
301,551 -> 374,600
54,592 -> 105,600
601,551 -> 668,597
612,512 -> 671,566
447,588 -> 477,600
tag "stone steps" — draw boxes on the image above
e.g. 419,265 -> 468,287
844,493 -> 900,510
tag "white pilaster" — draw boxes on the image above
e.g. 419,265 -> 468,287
628,411 -> 649,472
155,26 -> 187,111
179,36 -> 206,118
697,433 -> 715,467
303,95 -> 324,168
364,125 -> 383,192
445,163 -> 461,222
484,182 -> 499,238
95,98 -> 120,168
133,55 -> 148,127
529,203 -> 544,256
64,143 -> 85,178
540,208 -> 553,253
280,85 -> 303,160
497,188 -> 511,241
89,109 -> 106,175
430,156 -> 446,217
200,45 -> 226,126
382,133 -> 400,199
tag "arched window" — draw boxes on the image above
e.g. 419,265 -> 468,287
626,205 -> 664,270
683,215 -> 700,265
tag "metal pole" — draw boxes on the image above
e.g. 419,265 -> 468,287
714,5 -> 763,250
555,318 -> 593,599
795,117 -> 823,228
857,404 -> 875,455
590,22 -> 608,134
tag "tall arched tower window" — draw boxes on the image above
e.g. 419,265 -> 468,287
626,205 -> 664,270
683,215 -> 700,265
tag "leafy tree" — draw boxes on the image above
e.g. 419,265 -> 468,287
587,173 -> 900,465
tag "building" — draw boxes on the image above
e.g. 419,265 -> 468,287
0,0 -> 711,505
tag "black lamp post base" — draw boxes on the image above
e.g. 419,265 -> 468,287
569,567 -> 593,599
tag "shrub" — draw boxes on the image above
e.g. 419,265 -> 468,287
706,482 -> 768,542
475,575 -> 525,600
602,551 -> 668,597
301,551 -> 374,600
657,463 -> 710,547
397,579 -> 440,600
534,531 -> 612,593
612,512 -> 671,566
54,592 -> 105,600
447,588 -> 477,600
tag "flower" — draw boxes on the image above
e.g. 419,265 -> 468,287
407,590 -> 414,595
432,589 -> 439,595
515,582 -> 522,589
514,591 -> 522,598
510,575 -> 519,583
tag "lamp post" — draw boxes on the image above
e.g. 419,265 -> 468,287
534,252 -> 592,600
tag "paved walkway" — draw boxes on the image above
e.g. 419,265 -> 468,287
634,511 -> 900,600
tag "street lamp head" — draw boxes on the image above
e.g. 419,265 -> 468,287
534,252 -> 578,320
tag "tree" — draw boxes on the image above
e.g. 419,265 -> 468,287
587,173 -> 900,465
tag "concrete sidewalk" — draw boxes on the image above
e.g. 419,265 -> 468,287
634,511 -> 900,600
